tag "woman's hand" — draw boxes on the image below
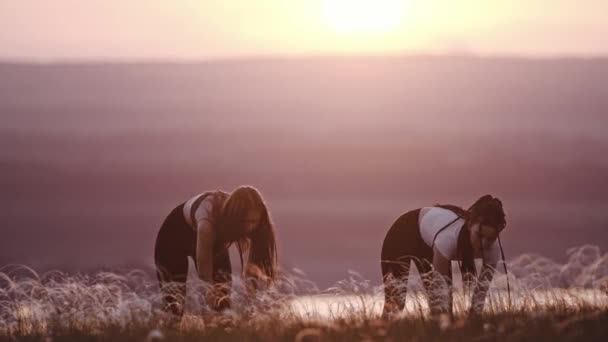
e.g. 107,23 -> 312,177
244,263 -> 271,300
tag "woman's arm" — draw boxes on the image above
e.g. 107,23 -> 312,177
429,247 -> 453,315
470,263 -> 496,315
198,222 -> 230,310
244,263 -> 259,300
196,221 -> 215,282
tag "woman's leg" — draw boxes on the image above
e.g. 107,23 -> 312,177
381,255 -> 411,318
155,255 -> 189,317
154,204 -> 191,318
380,209 -> 430,318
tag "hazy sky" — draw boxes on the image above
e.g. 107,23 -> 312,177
1,0 -> 607,60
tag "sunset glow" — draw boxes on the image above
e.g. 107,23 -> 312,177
2,0 -> 606,60
322,0 -> 408,34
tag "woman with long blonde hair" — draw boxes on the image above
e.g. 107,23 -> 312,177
154,186 -> 278,317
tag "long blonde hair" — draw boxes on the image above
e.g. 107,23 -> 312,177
214,186 -> 278,281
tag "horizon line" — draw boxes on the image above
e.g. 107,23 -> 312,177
1,51 -> 608,65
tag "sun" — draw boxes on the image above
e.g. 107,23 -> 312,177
322,0 -> 407,34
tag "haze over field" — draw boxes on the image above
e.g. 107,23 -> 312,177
1,57 -> 607,286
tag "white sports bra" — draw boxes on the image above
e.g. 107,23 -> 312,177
419,206 -> 500,263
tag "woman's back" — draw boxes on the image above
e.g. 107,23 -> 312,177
419,206 -> 500,263
419,206 -> 464,260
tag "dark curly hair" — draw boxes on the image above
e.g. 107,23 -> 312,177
435,194 -> 506,276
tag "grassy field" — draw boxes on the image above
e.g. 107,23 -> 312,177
4,310 -> 608,342
2,246 -> 607,341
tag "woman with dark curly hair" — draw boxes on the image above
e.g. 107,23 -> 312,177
380,194 -> 507,318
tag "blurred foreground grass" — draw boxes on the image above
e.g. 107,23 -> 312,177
2,245 -> 608,341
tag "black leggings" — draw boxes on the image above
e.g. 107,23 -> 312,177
154,203 -> 232,317
380,209 -> 434,317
